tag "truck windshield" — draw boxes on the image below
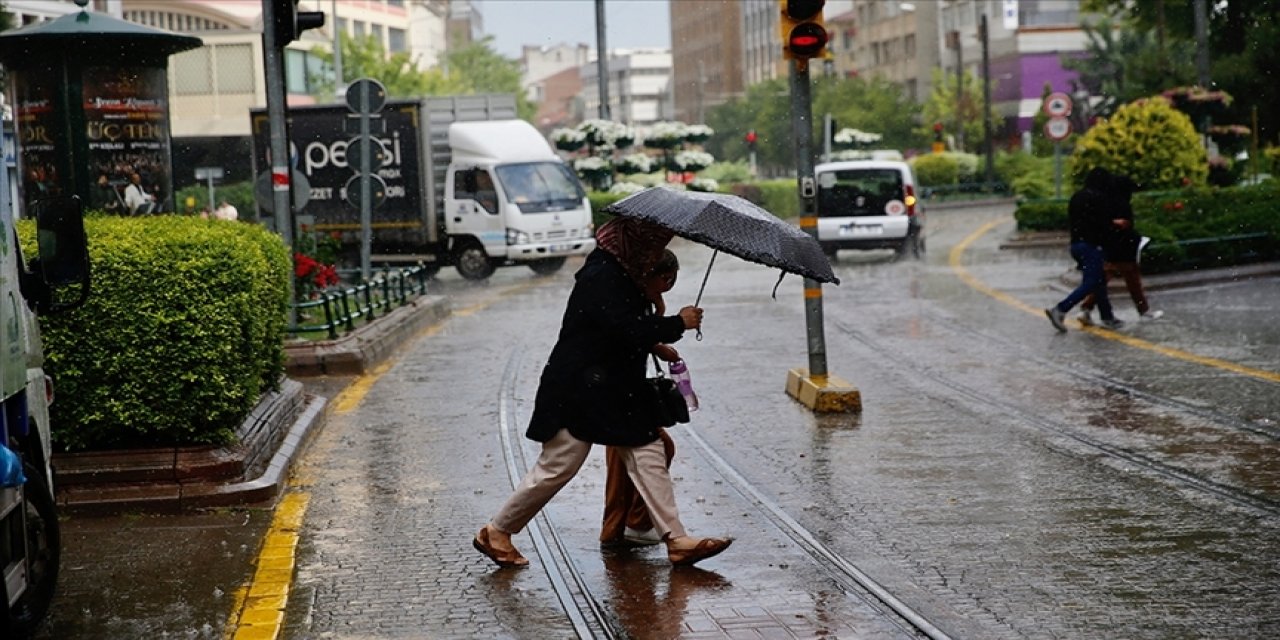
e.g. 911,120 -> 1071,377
495,162 -> 586,213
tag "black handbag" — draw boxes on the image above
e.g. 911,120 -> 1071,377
648,356 -> 690,426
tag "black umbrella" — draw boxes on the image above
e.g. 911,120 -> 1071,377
602,187 -> 840,303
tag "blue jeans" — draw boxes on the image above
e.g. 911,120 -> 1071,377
1056,242 -> 1114,320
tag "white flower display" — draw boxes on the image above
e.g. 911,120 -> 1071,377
833,128 -> 883,146
579,119 -> 636,147
613,153 -> 653,174
574,156 -> 610,172
643,121 -> 689,148
671,150 -> 714,171
688,178 -> 719,193
685,124 -> 714,141
551,128 -> 587,144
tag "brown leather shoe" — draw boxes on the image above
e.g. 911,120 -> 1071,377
473,526 -> 529,568
667,537 -> 733,566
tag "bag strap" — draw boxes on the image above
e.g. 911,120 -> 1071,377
650,354 -> 666,377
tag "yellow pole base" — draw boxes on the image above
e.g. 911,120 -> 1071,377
785,368 -> 862,413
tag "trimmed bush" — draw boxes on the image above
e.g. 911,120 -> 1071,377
18,216 -> 290,451
1071,98 -> 1208,190
910,153 -> 960,186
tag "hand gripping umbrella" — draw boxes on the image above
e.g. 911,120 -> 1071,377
603,187 -> 839,339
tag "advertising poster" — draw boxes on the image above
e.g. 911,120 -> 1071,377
82,65 -> 173,214
14,72 -> 63,204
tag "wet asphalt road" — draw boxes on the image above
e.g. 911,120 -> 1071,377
36,203 -> 1280,639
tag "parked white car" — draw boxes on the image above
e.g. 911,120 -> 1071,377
814,160 -> 924,259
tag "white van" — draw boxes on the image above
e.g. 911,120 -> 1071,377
814,160 -> 924,259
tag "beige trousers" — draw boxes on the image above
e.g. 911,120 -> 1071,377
491,428 -> 688,540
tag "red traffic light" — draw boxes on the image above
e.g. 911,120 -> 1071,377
779,0 -> 828,60
745,130 -> 758,144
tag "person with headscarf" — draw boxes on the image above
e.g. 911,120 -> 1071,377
1045,167 -> 1125,331
474,217 -> 733,568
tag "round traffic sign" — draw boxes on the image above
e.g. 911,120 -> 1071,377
347,135 -> 389,172
1043,92 -> 1073,117
345,78 -> 387,114
344,174 -> 387,210
1044,116 -> 1073,141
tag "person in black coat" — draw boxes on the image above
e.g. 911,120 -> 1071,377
1045,167 -> 1124,331
1079,172 -> 1162,322
474,217 -> 732,568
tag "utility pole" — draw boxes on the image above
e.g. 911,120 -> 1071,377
1193,0 -> 1210,87
980,13 -> 994,183
261,0 -> 293,249
594,0 -> 610,120
331,0 -> 343,93
947,29 -> 963,151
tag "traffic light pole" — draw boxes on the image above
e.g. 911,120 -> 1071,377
784,57 -> 860,413
261,0 -> 293,249
789,59 -> 826,378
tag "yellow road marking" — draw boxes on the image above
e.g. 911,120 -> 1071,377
228,278 -> 549,638
951,215 -> 1280,384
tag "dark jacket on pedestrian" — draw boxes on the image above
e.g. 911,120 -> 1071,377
1102,173 -> 1141,262
1067,168 -> 1114,246
525,248 -> 686,447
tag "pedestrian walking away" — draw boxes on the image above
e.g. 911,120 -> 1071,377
474,217 -> 732,569
1045,167 -> 1125,332
1079,172 -> 1163,325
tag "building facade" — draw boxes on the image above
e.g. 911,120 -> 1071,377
580,49 -> 674,128
669,0 -> 743,124
843,0 -> 940,102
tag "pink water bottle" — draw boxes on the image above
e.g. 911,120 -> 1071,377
668,359 -> 699,411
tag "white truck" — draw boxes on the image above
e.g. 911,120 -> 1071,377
0,186 -> 91,635
250,94 -> 596,279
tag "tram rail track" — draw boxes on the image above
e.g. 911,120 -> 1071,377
495,345 -> 954,640
828,315 -> 1280,519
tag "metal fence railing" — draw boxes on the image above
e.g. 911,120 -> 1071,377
287,265 -> 432,340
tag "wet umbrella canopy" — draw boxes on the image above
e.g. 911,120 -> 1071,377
602,187 -> 840,289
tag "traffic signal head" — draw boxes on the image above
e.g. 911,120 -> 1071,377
779,0 -> 828,60
745,130 -> 758,151
273,0 -> 326,46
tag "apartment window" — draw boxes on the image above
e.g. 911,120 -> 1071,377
905,34 -> 916,58
337,17 -> 347,33
388,0 -> 404,6
216,44 -> 254,93
388,28 -> 406,52
354,21 -> 366,37
172,47 -> 212,94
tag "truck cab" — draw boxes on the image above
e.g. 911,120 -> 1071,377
443,120 -> 596,280
1,195 -> 91,637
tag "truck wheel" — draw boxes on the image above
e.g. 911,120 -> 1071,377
3,464 -> 60,638
454,242 -> 496,280
527,257 -> 566,276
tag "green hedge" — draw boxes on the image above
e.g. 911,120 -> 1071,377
1013,181 -> 1280,272
18,216 -> 290,451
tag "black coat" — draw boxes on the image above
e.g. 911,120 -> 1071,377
525,249 -> 687,447
1067,168 -> 1114,246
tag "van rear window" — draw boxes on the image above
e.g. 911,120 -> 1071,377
817,168 -> 904,217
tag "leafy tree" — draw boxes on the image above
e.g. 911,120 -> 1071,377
308,35 -> 533,120
309,34 -> 466,100
1061,15 -> 1195,120
1082,0 -> 1280,143
813,75 -> 922,153
443,37 -> 536,120
920,68 -> 1001,154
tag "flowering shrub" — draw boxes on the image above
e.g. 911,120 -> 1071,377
684,124 -> 714,143
1070,98 -> 1207,190
1208,124 -> 1251,156
1161,86 -> 1232,126
574,156 -> 611,176
293,227 -> 342,299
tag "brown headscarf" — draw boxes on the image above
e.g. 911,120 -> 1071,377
595,217 -> 675,285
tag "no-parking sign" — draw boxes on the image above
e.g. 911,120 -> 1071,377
1044,116 -> 1072,141
1043,92 -> 1073,117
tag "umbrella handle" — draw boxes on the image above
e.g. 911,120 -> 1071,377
694,250 -> 717,341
